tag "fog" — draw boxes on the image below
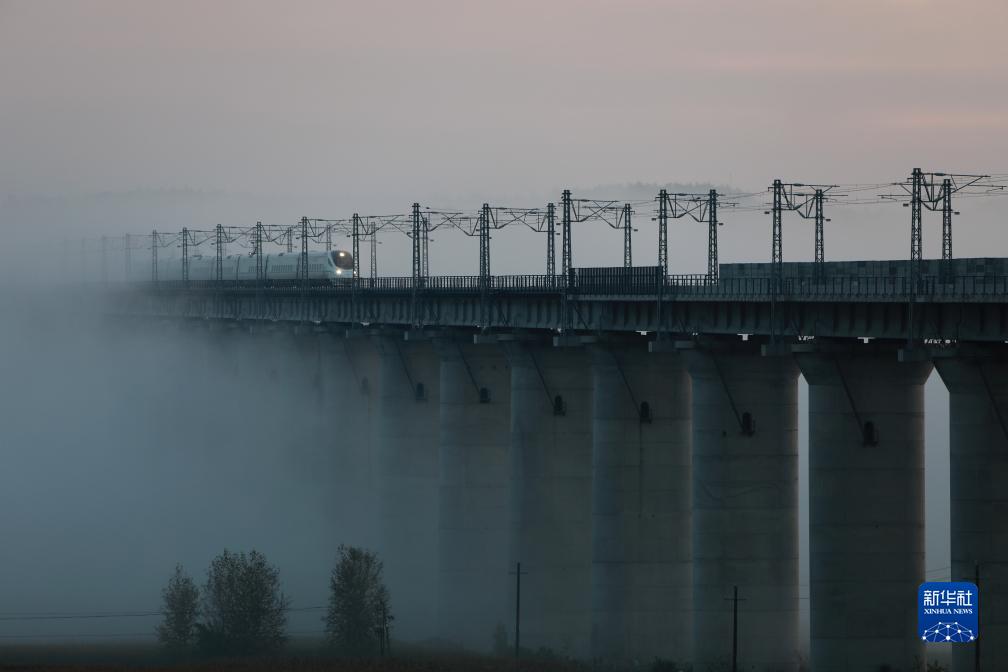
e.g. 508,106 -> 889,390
0,291 -> 377,640
2,0 -> 1007,659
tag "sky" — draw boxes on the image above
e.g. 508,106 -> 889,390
3,0 -> 1008,201
3,0 -> 1008,276
0,0 -> 1005,657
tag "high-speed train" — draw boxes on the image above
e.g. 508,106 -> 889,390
130,249 -> 355,284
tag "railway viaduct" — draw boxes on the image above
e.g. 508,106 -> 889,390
104,255 -> 1008,672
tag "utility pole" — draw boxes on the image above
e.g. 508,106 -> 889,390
352,213 -> 361,278
151,229 -> 158,283
370,225 -> 378,285
561,189 -> 572,286
763,180 -> 837,332
378,601 -> 391,656
732,586 -> 739,672
724,585 -> 745,672
623,203 -> 632,268
255,221 -> 264,288
771,179 -> 783,289
300,216 -> 309,291
942,177 -> 953,282
708,189 -> 718,281
182,227 -> 189,286
510,562 -> 527,668
545,202 -> 556,284
412,203 -> 422,285
411,202 -> 422,327
814,189 -> 825,274
910,166 -> 923,284
657,188 -> 668,277
215,224 -> 224,283
480,203 -> 491,281
770,181 -> 783,345
658,188 -> 726,281
480,203 -> 492,330
891,168 -> 985,288
422,211 -> 430,280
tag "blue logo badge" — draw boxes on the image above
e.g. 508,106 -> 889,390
918,582 -> 979,643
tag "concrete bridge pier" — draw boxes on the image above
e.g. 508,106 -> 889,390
435,338 -> 512,651
934,351 -> 1008,672
373,334 -> 441,642
680,341 -> 800,672
507,340 -> 593,657
320,333 -> 380,548
795,345 -> 930,672
590,342 -> 691,665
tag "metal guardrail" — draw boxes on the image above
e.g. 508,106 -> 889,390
133,273 -> 1008,300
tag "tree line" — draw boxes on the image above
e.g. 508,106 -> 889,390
157,545 -> 390,657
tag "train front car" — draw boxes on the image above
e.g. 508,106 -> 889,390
330,249 -> 354,280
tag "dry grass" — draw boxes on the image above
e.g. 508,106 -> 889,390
0,641 -> 590,672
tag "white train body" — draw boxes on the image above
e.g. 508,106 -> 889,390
131,250 -> 355,283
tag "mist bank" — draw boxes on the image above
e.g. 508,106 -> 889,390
0,290 -> 377,641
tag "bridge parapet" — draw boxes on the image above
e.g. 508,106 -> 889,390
102,258 -> 1008,343
121,272 -> 1008,303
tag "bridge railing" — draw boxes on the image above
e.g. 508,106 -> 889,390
136,273 -> 1008,300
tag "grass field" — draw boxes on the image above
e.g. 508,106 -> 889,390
0,639 -> 598,671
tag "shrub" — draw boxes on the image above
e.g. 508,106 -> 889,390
325,545 -> 391,656
156,564 -> 199,650
198,549 -> 289,655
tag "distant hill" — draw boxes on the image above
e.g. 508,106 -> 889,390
574,181 -> 741,201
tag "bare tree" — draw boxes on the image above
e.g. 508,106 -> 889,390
156,564 -> 199,650
325,545 -> 391,656
198,549 -> 289,655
